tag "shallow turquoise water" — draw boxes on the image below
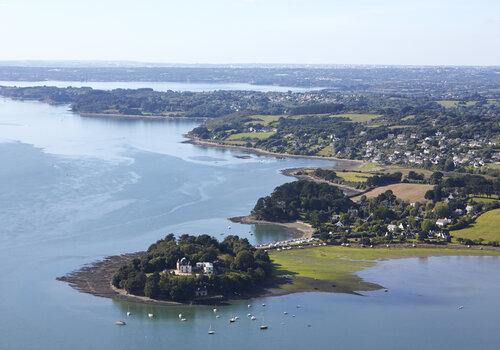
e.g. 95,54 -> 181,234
0,98 -> 499,350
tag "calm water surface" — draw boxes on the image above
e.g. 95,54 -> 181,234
0,97 -> 499,350
0,80 -> 321,92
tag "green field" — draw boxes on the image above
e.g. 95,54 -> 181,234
245,115 -> 282,126
226,131 -> 275,141
452,209 -> 500,243
354,162 -> 381,172
270,246 -> 500,293
330,113 -> 381,123
402,115 -> 415,120
317,145 -> 333,157
335,171 -> 372,183
469,196 -> 500,204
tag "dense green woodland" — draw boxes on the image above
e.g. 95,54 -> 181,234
252,180 -> 353,223
112,234 -> 272,301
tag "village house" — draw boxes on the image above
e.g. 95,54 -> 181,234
196,262 -> 214,275
176,257 -> 192,274
387,224 -> 397,233
436,218 -> 452,228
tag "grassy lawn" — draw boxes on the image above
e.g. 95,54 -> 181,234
352,183 -> 433,203
452,209 -> 500,243
330,113 -> 381,123
270,246 -> 500,293
469,196 -> 500,204
381,166 -> 435,177
226,131 -> 275,141
245,115 -> 282,126
354,162 -> 381,172
317,145 -> 332,157
335,171 -> 372,183
402,115 -> 415,120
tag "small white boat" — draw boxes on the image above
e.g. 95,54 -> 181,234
292,315 -> 295,317
126,311 -> 131,317
213,308 -> 217,313
283,312 -> 288,315
247,313 -> 252,317
178,313 -> 183,319
228,226 -> 231,229
208,324 -> 215,335
115,320 -> 126,326
296,305 -> 300,308
247,304 -> 251,308
250,316 -> 256,320
229,317 -> 236,323
458,306 -> 464,310
262,303 -> 266,307
260,325 -> 268,330
148,313 -> 154,318
215,315 -> 220,318
180,318 -> 187,322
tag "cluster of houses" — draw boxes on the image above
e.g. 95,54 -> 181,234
329,202 -> 479,242
361,131 -> 497,169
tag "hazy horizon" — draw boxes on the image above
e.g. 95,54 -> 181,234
0,0 -> 499,66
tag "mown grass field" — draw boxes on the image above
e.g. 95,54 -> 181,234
352,183 -> 433,202
469,196 -> 500,204
354,162 -> 381,172
317,145 -> 332,157
270,246 -> 500,293
226,131 -> 275,141
452,209 -> 500,242
245,115 -> 283,126
335,171 -> 372,183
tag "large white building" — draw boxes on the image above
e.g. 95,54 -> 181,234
196,262 -> 214,275
176,257 -> 192,274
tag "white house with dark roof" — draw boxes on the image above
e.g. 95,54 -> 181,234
176,257 -> 192,274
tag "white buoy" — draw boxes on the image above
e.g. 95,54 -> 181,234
148,313 -> 154,318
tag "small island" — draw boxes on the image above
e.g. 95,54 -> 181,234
111,234 -> 273,302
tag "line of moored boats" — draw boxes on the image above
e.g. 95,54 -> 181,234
115,303 -> 305,333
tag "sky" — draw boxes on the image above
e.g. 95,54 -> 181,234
0,0 -> 499,66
